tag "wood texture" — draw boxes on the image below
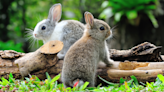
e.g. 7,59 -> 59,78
14,40 -> 63,78
40,40 -> 64,54
110,42 -> 163,62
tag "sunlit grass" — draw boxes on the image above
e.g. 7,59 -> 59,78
1,73 -> 164,91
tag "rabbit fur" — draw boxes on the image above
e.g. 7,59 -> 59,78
61,12 -> 114,88
33,3 -> 84,59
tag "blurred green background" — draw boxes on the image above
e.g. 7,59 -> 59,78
0,0 -> 164,53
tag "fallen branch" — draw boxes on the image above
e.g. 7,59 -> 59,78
110,42 -> 163,62
0,41 -> 163,85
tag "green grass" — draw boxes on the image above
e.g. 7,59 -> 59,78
1,73 -> 164,92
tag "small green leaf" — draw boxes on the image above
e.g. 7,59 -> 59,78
140,81 -> 146,86
1,77 -> 9,86
50,74 -> 60,84
120,78 -> 126,84
93,88 -> 104,91
145,5 -> 156,10
35,76 -> 41,82
9,73 -> 13,79
79,81 -> 89,90
114,12 -> 123,22
86,87 -> 95,91
98,75 -> 119,86
130,75 -> 139,85
127,79 -> 134,86
25,77 -> 30,82
0,81 -> 3,85
126,10 -> 138,20
9,73 -> 14,83
99,8 -> 113,19
11,2 -> 17,10
54,81 -> 58,88
146,11 -> 158,28
45,72 -> 51,89
157,74 -> 164,83
46,72 -> 51,82
66,87 -> 72,91
112,0 -> 130,8
154,77 -> 162,86
50,74 -> 61,89
135,5 -> 145,11
101,1 -> 109,8
146,82 -> 153,88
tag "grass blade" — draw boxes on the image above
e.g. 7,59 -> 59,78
130,75 -> 139,85
98,75 -> 119,86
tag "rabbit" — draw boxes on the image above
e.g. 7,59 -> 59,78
33,3 -> 85,59
61,11 -> 114,88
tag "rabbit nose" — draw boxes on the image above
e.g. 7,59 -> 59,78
34,34 -> 37,37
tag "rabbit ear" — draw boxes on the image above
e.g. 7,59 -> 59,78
84,12 -> 94,28
48,3 -> 62,23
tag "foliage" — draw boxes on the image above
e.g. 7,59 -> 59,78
0,40 -> 23,52
0,0 -> 112,52
100,0 -> 159,28
0,72 -> 89,91
1,73 -> 164,91
0,0 -> 163,52
1,0 -> 106,52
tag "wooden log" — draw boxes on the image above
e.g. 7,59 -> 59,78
0,50 -> 24,79
110,42 -> 163,62
97,68 -> 164,84
14,40 -> 63,78
0,41 -> 163,85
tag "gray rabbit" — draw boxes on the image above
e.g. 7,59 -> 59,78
33,3 -> 84,59
62,12 -> 114,88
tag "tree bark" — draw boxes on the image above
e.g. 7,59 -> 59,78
110,42 -> 163,62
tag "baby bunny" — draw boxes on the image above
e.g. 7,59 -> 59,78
62,12 -> 114,88
33,3 -> 84,59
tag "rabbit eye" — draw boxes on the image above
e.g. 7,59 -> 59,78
100,26 -> 105,30
41,26 -> 46,30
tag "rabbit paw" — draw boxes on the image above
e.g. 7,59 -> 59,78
109,58 -> 114,63
57,53 -> 65,60
106,59 -> 114,67
106,63 -> 113,67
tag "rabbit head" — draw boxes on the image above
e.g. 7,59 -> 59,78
33,3 -> 62,43
84,12 -> 112,41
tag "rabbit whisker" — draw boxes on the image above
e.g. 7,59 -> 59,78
29,38 -> 36,49
25,28 -> 33,32
25,28 -> 33,36
25,28 -> 39,49
111,25 -> 118,32
25,36 -> 33,41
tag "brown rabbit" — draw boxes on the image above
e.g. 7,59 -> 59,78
61,11 -> 114,88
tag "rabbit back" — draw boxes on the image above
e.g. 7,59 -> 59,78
61,20 -> 84,42
57,20 -> 85,59
62,36 -> 102,87
48,21 -> 68,43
